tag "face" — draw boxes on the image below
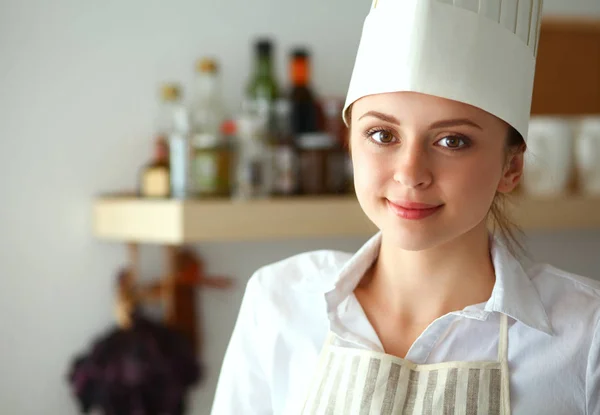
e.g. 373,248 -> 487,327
350,92 -> 523,251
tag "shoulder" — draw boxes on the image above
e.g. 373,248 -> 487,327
248,249 -> 354,298
527,263 -> 600,308
527,263 -> 600,332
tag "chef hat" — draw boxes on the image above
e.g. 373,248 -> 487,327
343,0 -> 544,140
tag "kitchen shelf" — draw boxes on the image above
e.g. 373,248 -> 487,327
93,194 -> 376,244
93,194 -> 600,244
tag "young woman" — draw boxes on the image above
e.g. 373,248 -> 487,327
212,1 -> 600,413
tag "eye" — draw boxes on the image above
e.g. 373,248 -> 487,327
437,135 -> 469,150
366,128 -> 396,145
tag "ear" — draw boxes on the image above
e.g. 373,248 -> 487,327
497,151 -> 524,193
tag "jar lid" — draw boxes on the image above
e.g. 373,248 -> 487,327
297,133 -> 335,149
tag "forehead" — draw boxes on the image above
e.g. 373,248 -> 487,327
351,92 -> 498,125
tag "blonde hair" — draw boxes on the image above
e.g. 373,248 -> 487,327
489,126 -> 527,257
346,105 -> 527,256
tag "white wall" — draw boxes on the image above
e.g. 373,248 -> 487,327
1,0 -> 599,414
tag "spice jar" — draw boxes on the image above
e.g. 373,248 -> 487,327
297,133 -> 339,195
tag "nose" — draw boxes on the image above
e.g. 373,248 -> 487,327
393,140 -> 433,189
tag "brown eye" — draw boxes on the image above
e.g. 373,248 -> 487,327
371,130 -> 394,144
438,136 -> 468,149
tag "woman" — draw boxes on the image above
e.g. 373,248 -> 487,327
212,0 -> 600,413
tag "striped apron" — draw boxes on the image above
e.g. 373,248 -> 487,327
301,314 -> 511,414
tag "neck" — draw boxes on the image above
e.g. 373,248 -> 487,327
359,222 -> 496,325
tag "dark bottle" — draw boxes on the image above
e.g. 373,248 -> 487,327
246,39 -> 279,121
289,48 -> 318,136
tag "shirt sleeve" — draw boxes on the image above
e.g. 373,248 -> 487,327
210,273 -> 274,415
587,314 -> 600,415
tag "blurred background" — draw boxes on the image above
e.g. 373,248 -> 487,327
1,0 -> 600,414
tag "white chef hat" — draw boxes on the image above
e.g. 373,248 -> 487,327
343,0 -> 544,140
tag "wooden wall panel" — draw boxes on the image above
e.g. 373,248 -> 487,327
531,18 -> 600,116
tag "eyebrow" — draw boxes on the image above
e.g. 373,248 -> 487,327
358,111 -> 483,130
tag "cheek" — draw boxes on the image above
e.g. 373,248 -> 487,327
442,153 -> 504,206
351,143 -> 390,190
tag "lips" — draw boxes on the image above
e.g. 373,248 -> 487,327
386,199 -> 444,220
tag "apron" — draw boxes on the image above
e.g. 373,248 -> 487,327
301,314 -> 511,415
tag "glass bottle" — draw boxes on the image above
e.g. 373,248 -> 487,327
234,111 -> 271,200
246,39 -> 280,129
289,48 -> 318,137
190,58 -> 230,197
156,83 -> 191,199
271,99 -> 298,196
139,137 -> 170,198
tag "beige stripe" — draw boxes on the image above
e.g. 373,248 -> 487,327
500,361 -> 511,414
431,367 -> 448,409
454,367 -> 469,415
359,357 -> 381,414
465,368 -> 481,415
476,368 -> 491,415
488,368 -> 502,415
302,351 -> 326,413
349,353 -> 373,413
392,361 -> 411,411
443,367 -> 458,415
324,352 -> 346,415
326,348 -> 499,372
422,370 -> 438,415
411,369 -> 431,414
309,351 -> 335,414
333,353 -> 354,415
343,355 -> 362,414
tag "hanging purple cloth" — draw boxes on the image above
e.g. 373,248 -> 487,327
67,311 -> 202,415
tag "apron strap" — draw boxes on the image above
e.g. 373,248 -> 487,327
498,313 -> 512,414
498,313 -> 508,362
497,313 -> 509,362
300,331 -> 336,414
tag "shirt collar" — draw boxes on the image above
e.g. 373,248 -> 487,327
323,232 -> 554,336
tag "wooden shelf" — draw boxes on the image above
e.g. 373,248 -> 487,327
93,195 -> 376,244
92,195 -> 600,244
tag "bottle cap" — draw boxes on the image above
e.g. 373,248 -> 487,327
160,84 -> 181,101
221,119 -> 237,136
256,39 -> 273,56
291,48 -> 309,59
196,57 -> 218,73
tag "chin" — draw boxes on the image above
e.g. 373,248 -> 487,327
381,224 -> 450,251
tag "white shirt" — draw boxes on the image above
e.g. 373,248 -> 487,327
211,233 -> 600,414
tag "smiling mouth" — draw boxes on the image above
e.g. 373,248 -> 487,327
386,199 -> 444,220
